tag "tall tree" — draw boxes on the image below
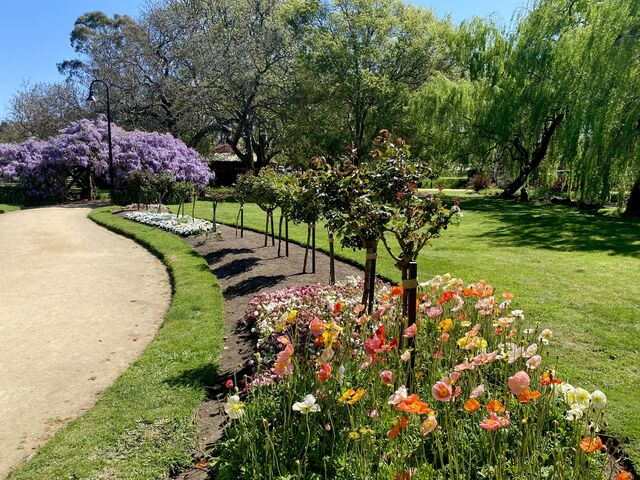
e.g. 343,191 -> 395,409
283,0 -> 451,162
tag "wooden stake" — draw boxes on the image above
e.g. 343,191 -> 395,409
277,214 -> 283,257
270,211 -> 275,246
328,231 -> 336,284
312,222 -> 316,273
406,261 -> 418,390
285,217 -> 289,256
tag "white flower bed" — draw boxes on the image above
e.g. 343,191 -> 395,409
123,211 -> 213,236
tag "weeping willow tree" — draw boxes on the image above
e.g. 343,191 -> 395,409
551,0 -> 640,214
407,17 -> 507,175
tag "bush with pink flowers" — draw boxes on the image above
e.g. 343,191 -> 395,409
214,275 -> 615,479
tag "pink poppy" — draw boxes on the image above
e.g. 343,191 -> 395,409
508,371 -> 531,395
309,317 -> 325,336
432,381 -> 453,402
403,324 -> 417,338
480,412 -> 510,430
380,370 -> 394,384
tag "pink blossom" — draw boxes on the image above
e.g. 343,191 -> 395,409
508,371 -> 531,395
526,355 -> 542,370
380,370 -> 394,384
309,317 -> 325,336
403,323 -> 417,338
427,307 -> 444,318
480,412 -> 510,430
470,384 -> 485,398
432,381 -> 453,402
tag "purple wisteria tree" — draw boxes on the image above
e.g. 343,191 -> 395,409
0,116 -> 212,200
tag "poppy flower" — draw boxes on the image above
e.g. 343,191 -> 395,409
464,398 -> 481,413
420,414 -> 438,435
580,436 -> 605,453
396,394 -> 433,415
387,416 -> 409,438
432,381 -> 453,402
317,364 -> 332,382
517,389 -> 541,403
508,371 -> 531,395
615,471 -> 632,480
487,399 -> 505,413
480,412 -> 510,430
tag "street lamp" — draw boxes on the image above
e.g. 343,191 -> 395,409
87,79 -> 115,201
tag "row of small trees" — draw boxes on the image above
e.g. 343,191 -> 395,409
226,131 -> 462,322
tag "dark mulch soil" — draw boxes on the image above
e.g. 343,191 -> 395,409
173,223 -> 363,479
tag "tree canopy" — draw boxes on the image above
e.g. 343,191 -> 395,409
2,0 -> 639,214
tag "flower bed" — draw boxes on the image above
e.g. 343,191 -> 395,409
123,211 -> 213,236
213,275 -> 628,479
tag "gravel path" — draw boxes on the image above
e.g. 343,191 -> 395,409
0,206 -> 170,478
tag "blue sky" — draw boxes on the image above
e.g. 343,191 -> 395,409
0,0 -> 526,119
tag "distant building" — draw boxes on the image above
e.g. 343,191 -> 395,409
208,148 -> 249,186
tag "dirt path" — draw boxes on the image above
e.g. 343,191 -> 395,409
175,223 -> 364,479
0,206 -> 170,479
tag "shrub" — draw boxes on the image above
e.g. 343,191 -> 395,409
214,276 -> 611,479
467,173 -> 492,193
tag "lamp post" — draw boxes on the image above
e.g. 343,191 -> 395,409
87,79 -> 115,201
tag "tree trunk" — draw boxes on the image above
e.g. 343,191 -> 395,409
362,240 -> 378,314
212,202 -> 217,233
270,211 -> 275,246
264,212 -> 269,247
285,217 -> 289,256
502,114 -> 564,199
303,224 -> 311,273
625,175 -> 640,217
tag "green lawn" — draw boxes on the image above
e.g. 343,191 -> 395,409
9,207 -> 225,479
0,203 -> 22,213
177,197 -> 640,465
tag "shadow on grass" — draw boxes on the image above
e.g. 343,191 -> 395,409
164,364 -> 220,390
460,197 -> 640,258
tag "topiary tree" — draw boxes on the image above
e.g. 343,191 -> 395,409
288,170 -> 324,273
273,172 -> 297,258
250,168 -> 282,247
152,171 -> 175,213
318,153 -> 391,313
173,181 -> 195,217
233,172 -> 254,238
204,186 -> 233,233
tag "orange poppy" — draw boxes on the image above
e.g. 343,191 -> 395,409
615,471 -> 632,480
387,416 -> 409,439
464,398 -> 481,413
579,436 -> 605,453
396,394 -> 433,415
517,389 -> 541,403
541,370 -> 563,386
487,399 -> 505,413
